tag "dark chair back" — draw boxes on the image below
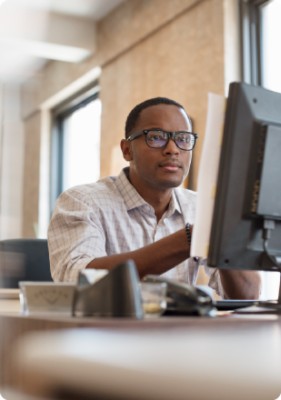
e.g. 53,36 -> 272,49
0,238 -> 53,288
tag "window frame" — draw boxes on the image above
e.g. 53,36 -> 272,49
239,0 -> 269,85
50,84 -> 100,212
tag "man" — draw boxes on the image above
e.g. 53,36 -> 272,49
48,97 -> 261,299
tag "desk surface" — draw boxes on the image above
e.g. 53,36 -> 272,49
1,311 -> 281,400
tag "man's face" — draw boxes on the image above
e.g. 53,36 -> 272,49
122,104 -> 193,194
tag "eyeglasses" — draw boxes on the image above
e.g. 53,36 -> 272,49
127,129 -> 198,151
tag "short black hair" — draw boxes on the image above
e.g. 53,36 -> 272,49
125,97 -> 192,138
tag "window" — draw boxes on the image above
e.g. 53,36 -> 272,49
51,87 -> 101,209
240,0 -> 263,85
240,0 -> 281,299
240,0 -> 281,88
260,0 -> 281,91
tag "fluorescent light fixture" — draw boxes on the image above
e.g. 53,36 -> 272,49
0,37 -> 92,63
19,40 -> 92,63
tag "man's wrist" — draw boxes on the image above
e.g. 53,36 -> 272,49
185,222 -> 192,247
185,223 -> 199,262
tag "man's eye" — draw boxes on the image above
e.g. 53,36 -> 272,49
148,133 -> 165,141
177,135 -> 191,143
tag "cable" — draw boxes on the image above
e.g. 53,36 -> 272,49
262,219 -> 281,270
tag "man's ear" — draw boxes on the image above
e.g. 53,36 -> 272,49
120,139 -> 133,161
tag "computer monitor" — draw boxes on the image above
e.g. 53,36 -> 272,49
207,82 -> 281,306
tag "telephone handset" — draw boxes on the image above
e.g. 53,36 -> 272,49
143,275 -> 215,316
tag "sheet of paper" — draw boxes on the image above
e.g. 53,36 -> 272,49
191,93 -> 226,258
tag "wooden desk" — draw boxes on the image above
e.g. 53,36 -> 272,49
1,311 -> 281,400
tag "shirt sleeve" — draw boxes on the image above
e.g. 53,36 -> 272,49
48,188 -> 107,282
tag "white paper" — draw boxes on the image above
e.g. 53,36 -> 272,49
80,269 -> 108,284
191,93 -> 226,258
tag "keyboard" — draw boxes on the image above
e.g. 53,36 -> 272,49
214,299 -> 258,311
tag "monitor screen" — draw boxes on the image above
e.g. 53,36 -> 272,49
207,82 -> 281,273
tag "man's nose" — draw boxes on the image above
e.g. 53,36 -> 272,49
163,137 -> 180,154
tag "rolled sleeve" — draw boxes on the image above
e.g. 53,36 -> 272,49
48,189 -> 106,282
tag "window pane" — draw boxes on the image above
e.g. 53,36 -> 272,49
259,0 -> 281,300
62,98 -> 101,191
261,0 -> 281,91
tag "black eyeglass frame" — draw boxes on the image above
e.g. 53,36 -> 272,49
127,129 -> 198,151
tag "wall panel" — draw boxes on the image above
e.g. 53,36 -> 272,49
22,112 -> 41,237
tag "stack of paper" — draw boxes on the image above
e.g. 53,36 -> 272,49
191,93 -> 226,259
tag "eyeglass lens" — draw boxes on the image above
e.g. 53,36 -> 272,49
146,130 -> 195,150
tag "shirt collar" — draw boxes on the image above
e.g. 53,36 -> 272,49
116,168 -> 147,210
116,167 -> 182,216
168,191 -> 182,216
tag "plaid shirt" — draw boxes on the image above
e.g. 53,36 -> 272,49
48,168 -> 220,293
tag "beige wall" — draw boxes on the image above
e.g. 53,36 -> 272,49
100,0 -> 225,183
0,85 -> 24,239
22,113 -> 42,237
20,0 -> 237,237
